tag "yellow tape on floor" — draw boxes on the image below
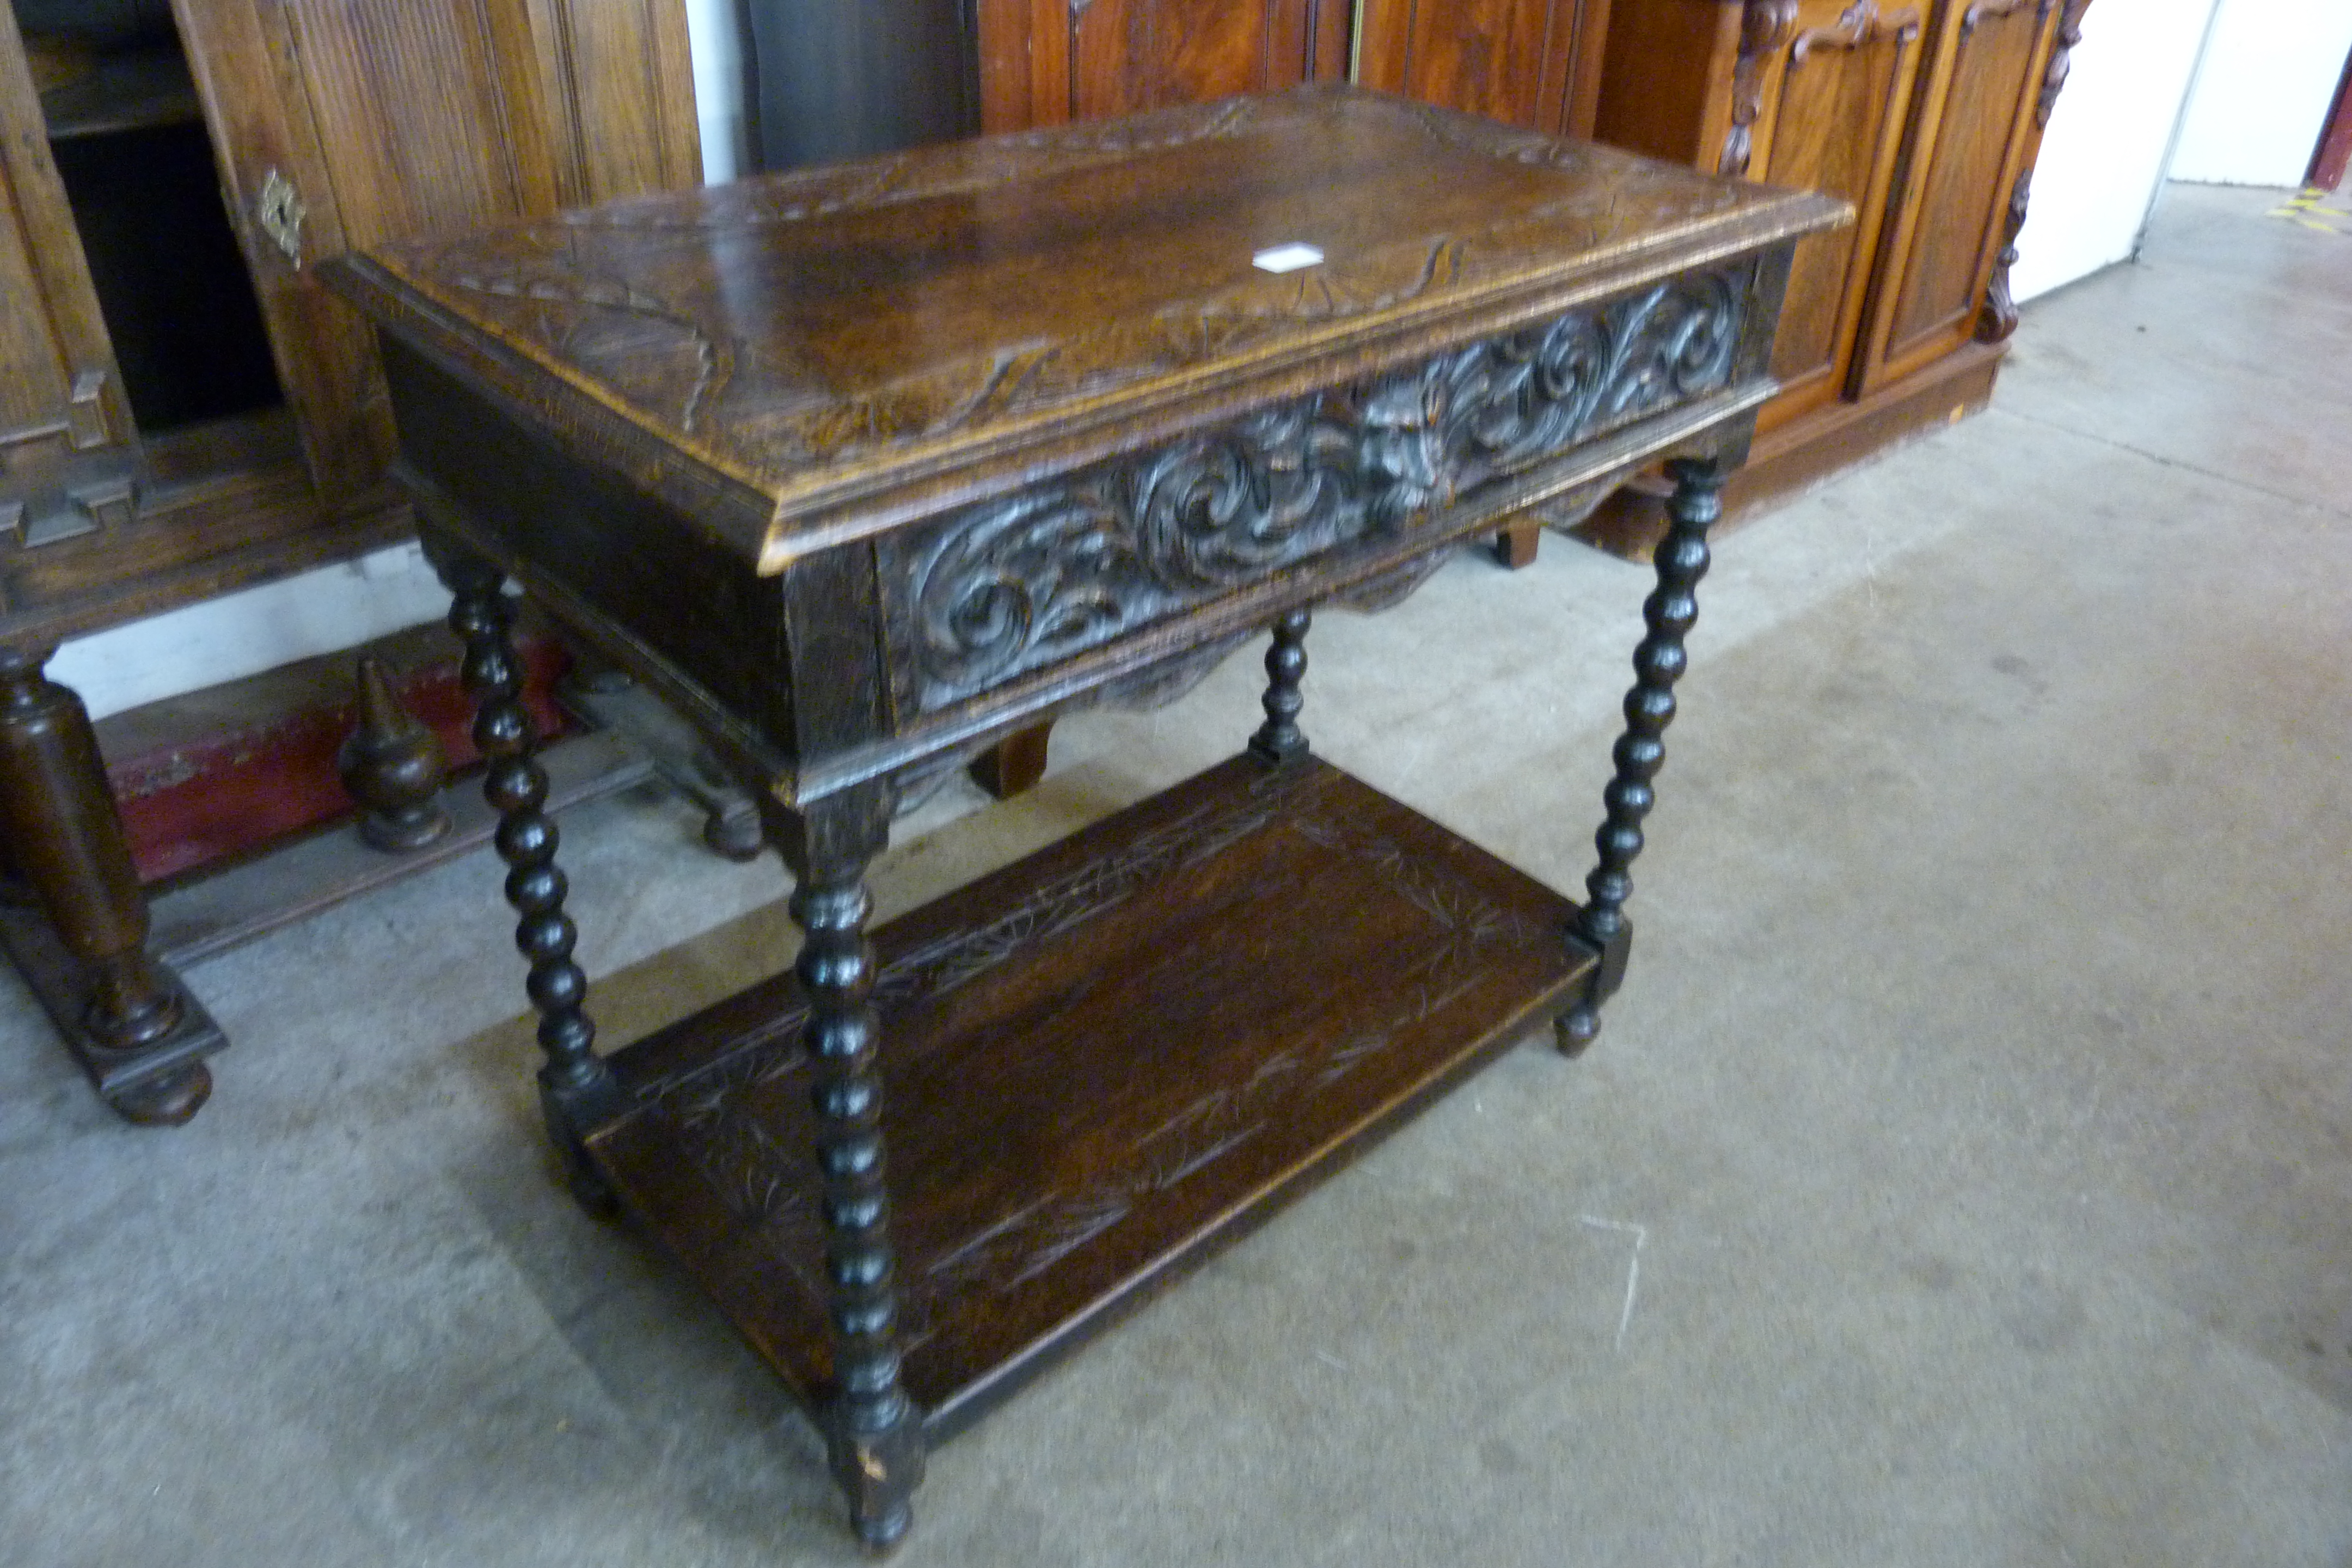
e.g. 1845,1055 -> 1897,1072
2265,187 -> 2352,234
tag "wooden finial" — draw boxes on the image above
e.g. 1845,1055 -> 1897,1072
337,656 -> 451,852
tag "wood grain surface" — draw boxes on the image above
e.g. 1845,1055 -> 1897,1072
327,86 -> 1843,571
589,753 -> 1599,1434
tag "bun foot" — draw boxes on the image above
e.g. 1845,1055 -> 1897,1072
1554,1004 -> 1600,1058
854,1502 -> 914,1556
104,1060 -> 213,1125
702,798 -> 767,861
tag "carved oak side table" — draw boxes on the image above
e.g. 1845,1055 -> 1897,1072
323,86 -> 1842,1550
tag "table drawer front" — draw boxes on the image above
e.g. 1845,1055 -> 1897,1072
880,258 -> 1758,715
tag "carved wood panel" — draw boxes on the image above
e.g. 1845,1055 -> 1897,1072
1355,0 -> 1616,138
879,262 -> 1751,711
1745,0 -> 1925,426
1859,0 -> 2051,388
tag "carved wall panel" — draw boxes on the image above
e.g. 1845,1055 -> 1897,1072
880,263 -> 1753,711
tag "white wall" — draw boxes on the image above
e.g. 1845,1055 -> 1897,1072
2010,0 -> 2220,303
682,0 -> 748,184
58,2 -> 749,722
2169,0 -> 2352,187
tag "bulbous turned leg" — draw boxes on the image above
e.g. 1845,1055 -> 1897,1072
1248,607 -> 1312,764
764,783 -> 926,1551
431,542 -> 620,1205
0,646 -> 218,1123
1559,457 -> 1723,1054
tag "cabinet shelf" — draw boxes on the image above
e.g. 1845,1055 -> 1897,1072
39,49 -> 199,140
587,753 -> 1597,1437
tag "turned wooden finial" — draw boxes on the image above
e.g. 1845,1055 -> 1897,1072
337,656 -> 451,852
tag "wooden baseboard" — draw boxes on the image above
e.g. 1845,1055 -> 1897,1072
1573,343 -> 2005,561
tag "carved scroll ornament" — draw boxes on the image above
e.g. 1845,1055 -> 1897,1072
1721,0 -> 1800,178
892,267 -> 1748,708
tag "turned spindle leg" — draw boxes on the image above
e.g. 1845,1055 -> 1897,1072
1248,607 -> 1312,763
432,544 -> 620,1202
765,785 -> 926,1550
1558,457 -> 1723,1056
0,646 -> 216,1123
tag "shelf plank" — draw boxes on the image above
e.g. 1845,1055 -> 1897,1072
40,51 -> 201,141
589,754 -> 1595,1436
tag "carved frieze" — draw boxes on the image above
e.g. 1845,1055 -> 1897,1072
887,265 -> 1750,709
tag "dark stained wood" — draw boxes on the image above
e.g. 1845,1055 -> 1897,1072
0,646 -> 218,1122
328,90 -> 1835,578
1248,607 -> 1311,762
1558,456 -> 1718,1052
341,89 -> 1837,1541
758,777 -> 924,1551
335,656 -> 452,852
432,541 -> 623,1202
589,754 -> 1603,1434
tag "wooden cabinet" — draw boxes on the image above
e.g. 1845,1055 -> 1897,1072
0,0 -> 700,1123
0,0 -> 699,648
1582,0 -> 2090,547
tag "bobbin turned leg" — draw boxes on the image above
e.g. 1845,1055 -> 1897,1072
430,543 -> 621,1204
1249,607 -> 1312,763
0,647 -> 221,1123
1558,457 -> 1723,1056
762,782 -> 926,1551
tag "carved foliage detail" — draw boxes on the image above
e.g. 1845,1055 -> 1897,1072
895,268 -> 1747,707
1722,0 -> 1801,177
2038,0 -> 2091,127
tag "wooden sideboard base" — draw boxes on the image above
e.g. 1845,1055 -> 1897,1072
0,891 -> 224,1123
587,752 -> 1598,1438
1573,341 -> 2005,561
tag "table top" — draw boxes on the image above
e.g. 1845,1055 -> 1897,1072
326,86 -> 1842,574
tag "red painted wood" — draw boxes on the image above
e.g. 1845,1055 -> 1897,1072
105,634 -> 573,886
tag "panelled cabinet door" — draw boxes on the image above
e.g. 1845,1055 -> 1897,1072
1737,0 -> 1927,429
170,0 -> 699,504
1356,0 -> 1616,137
1853,0 -> 2055,391
0,3 -> 137,546
979,0 -> 1347,132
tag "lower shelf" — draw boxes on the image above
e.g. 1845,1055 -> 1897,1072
589,752 -> 1596,1437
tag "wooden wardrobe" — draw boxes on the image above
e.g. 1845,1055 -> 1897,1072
972,0 -> 2090,553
